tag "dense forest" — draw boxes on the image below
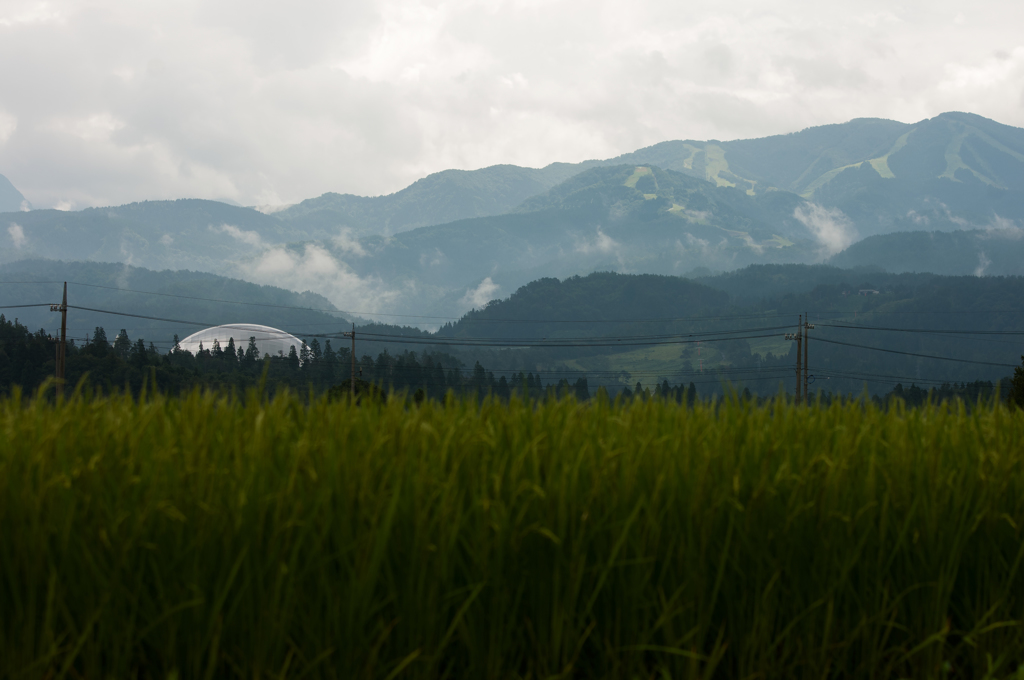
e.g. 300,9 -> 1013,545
3,313 -> 1017,408
0,315 -> 580,402
6,261 -> 1024,402
444,267 -> 1024,397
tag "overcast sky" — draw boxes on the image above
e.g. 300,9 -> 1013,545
0,0 -> 1022,210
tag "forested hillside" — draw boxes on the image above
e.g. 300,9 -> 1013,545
828,229 -> 1024,275
0,260 -> 347,343
436,267 -> 1024,397
5,261 -> 1024,399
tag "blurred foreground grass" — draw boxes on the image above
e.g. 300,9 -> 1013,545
3,387 -> 1024,678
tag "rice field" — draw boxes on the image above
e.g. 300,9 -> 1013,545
3,386 -> 1024,678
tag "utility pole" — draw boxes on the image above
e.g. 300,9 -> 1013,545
49,282 -> 68,399
803,312 -> 809,406
802,315 -> 815,406
785,317 -> 801,404
795,314 -> 802,404
342,323 -> 356,399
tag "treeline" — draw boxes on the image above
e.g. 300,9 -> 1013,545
0,315 -> 684,403
0,316 -> 563,400
5,315 -> 1021,407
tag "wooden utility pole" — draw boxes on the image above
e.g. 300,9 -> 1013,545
795,314 -> 802,404
50,282 -> 68,399
803,312 -> 809,406
801,316 -> 815,406
341,323 -> 356,399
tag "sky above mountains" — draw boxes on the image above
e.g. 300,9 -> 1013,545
0,0 -> 1022,210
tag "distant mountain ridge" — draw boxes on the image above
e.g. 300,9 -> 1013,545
828,229 -> 1024,276
3,111 -> 1024,319
0,174 -> 28,212
263,111 -> 1024,241
272,162 -> 598,236
0,259 -> 345,343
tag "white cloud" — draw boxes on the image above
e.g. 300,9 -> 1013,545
53,199 -> 73,211
989,214 -> 1021,232
978,214 -> 1024,240
0,2 -> 65,27
1,0 -> 1022,209
48,113 -> 125,143
238,243 -> 400,314
159,233 -> 173,245
574,227 -> 620,256
0,110 -> 15,145
675,233 -> 712,256
794,203 -> 858,255
332,228 -> 367,257
419,247 -> 444,267
974,251 -> 991,277
213,223 -> 263,247
907,209 -> 929,225
7,222 -> 25,248
461,276 -> 500,310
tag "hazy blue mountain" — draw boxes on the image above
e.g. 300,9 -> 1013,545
0,174 -> 28,212
273,162 -> 599,236
828,229 -> 1024,276
609,113 -> 1024,237
0,199 -> 305,271
4,111 -> 1024,322
0,259 -> 346,342
309,164 -> 826,317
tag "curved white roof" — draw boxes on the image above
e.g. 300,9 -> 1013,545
178,324 -> 303,359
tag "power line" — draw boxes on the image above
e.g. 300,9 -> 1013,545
341,331 -> 786,349
29,280 -> 790,324
65,304 -> 794,348
820,322 -> 1024,336
813,366 -> 996,384
66,281 -> 350,316
812,336 -> 1017,368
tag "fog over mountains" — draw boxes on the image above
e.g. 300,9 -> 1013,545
3,111 -> 1024,322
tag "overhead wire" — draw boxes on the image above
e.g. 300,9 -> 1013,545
812,336 -> 1017,368
6,286 -> 1022,390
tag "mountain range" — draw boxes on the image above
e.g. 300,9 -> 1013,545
2,111 -> 1024,320
0,174 -> 28,212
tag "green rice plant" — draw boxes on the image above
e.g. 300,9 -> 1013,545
2,385 -> 1024,678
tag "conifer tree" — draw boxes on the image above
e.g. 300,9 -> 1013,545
1009,355 -> 1024,407
573,377 -> 590,401
245,337 -> 260,364
113,329 -> 132,360
322,340 -> 336,379
132,338 -> 147,367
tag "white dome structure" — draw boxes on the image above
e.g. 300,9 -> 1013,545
178,324 -> 303,359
